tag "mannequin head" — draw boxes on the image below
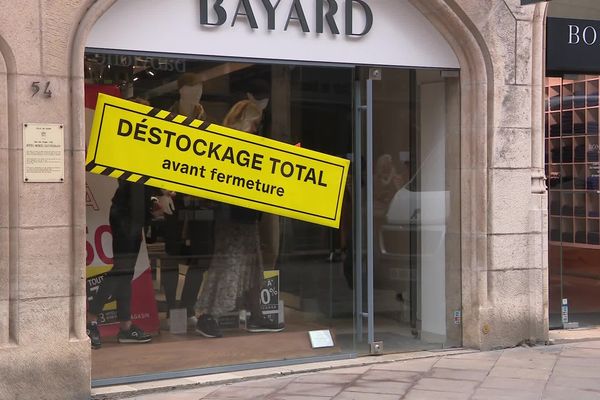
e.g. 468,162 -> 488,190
223,93 -> 269,133
375,154 -> 395,178
177,73 -> 204,117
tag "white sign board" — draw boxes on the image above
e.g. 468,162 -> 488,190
23,123 -> 64,183
87,0 -> 459,69
308,329 -> 334,348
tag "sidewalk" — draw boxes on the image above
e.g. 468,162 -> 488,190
95,340 -> 600,400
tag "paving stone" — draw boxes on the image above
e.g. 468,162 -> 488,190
429,368 -> 488,381
327,366 -> 373,375
248,396 -> 331,400
552,364 -> 600,378
276,382 -> 343,397
358,370 -> 420,382
371,358 -> 439,372
205,385 -> 278,398
343,380 -> 411,395
488,366 -> 551,380
333,391 -> 402,400
543,385 -> 600,400
493,352 -> 556,371
567,341 -> 600,349
447,351 -> 502,361
230,377 -> 296,389
293,374 -> 360,385
480,376 -> 547,393
412,378 -> 478,393
403,389 -> 472,400
548,375 -> 600,391
554,356 -> 600,368
129,386 -> 218,400
433,358 -> 495,371
560,348 -> 600,359
471,388 -> 542,400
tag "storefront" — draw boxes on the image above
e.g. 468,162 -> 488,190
0,1 -> 550,399
83,0 -> 463,385
545,0 -> 600,329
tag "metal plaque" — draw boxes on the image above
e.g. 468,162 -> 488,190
23,123 -> 64,183
308,330 -> 334,349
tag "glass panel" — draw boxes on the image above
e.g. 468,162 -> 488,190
359,67 -> 462,352
84,53 -> 357,381
545,74 -> 600,329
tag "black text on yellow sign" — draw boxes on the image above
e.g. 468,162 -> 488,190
86,94 -> 350,228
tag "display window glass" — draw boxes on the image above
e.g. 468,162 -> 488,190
545,75 -> 600,329
83,53 -> 461,383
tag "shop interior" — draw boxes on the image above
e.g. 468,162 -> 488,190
546,75 -> 600,328
84,53 -> 461,383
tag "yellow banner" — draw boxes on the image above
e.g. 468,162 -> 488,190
86,94 -> 349,228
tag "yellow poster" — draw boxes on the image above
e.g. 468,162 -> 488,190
86,94 -> 349,228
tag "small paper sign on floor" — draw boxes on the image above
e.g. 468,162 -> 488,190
308,330 -> 334,349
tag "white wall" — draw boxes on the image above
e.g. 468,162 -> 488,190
87,0 -> 459,69
419,81 -> 447,343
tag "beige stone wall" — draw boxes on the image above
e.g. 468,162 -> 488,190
0,1 -> 93,399
0,0 -> 548,398
412,0 -> 549,350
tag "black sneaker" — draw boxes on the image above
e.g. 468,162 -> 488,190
87,322 -> 102,349
246,316 -> 285,333
195,314 -> 223,338
117,325 -> 152,344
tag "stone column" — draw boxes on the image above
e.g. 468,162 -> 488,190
412,0 -> 549,349
0,1 -> 93,399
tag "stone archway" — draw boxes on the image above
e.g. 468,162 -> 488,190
70,0 -> 549,351
0,33 -> 17,347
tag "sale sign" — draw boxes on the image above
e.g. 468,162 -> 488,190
86,94 -> 349,228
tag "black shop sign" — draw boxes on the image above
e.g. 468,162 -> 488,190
547,17 -> 600,75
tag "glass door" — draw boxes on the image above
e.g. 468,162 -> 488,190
354,66 -> 462,354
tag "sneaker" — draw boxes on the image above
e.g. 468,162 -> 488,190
117,325 -> 152,344
195,314 -> 223,338
188,315 -> 198,327
87,322 -> 102,349
246,316 -> 285,333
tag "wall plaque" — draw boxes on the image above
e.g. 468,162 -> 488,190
23,123 -> 64,183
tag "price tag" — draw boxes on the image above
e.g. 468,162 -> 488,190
308,330 -> 334,349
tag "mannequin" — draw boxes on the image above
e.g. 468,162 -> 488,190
86,97 -> 161,349
194,94 -> 285,338
160,73 -> 211,324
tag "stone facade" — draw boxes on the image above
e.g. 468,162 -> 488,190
0,0 -> 549,399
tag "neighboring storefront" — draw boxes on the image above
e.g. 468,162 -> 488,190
545,0 -> 600,329
0,1 -> 549,399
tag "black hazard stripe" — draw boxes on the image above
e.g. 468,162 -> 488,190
94,166 -> 151,185
85,162 -> 97,172
100,167 -> 115,177
145,104 -> 210,130
147,108 -> 161,117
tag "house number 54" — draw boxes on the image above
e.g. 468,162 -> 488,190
31,81 -> 52,98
